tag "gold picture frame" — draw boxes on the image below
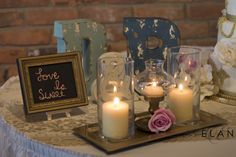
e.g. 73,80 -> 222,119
17,52 -> 88,114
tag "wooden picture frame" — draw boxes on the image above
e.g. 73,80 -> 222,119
17,52 -> 88,114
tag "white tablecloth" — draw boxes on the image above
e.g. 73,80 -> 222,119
0,76 -> 236,157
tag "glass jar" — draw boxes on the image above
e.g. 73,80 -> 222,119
97,56 -> 134,141
167,46 -> 201,125
135,59 -> 172,114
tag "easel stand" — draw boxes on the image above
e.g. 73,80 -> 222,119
46,109 -> 72,121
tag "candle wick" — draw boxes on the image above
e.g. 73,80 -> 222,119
113,86 -> 117,93
179,84 -> 184,92
113,97 -> 120,107
152,82 -> 157,87
184,76 -> 188,81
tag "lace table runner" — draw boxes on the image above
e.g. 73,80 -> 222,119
0,76 -> 235,157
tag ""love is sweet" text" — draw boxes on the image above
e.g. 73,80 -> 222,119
34,68 -> 66,101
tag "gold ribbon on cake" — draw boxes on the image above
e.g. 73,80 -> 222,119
218,16 -> 236,38
209,58 -> 229,88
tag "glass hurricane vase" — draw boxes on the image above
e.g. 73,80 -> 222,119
97,56 -> 135,141
167,46 -> 201,125
135,59 -> 172,114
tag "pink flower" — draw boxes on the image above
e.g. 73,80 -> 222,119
178,54 -> 187,63
179,55 -> 198,73
148,108 -> 176,133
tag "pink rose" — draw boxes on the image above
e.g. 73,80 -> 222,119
179,55 -> 198,73
148,108 -> 176,133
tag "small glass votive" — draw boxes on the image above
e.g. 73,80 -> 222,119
134,59 -> 171,114
167,46 -> 201,125
97,56 -> 135,141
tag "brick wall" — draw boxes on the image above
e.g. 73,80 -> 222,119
0,0 -> 224,84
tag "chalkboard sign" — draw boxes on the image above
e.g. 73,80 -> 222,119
17,53 -> 88,114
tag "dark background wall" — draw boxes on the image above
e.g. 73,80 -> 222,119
0,0 -> 224,84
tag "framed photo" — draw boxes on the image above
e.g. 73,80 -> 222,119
17,52 -> 88,114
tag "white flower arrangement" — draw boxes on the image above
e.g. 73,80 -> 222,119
201,64 -> 213,84
200,64 -> 216,101
213,38 -> 236,68
197,47 -> 219,101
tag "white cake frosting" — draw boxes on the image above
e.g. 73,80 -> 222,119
212,38 -> 236,94
226,0 -> 236,16
217,1 -> 236,41
215,1 -> 236,95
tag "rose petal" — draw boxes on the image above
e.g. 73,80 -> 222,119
148,118 -> 159,132
155,116 -> 172,131
154,109 -> 176,123
179,55 -> 187,63
148,108 -> 175,133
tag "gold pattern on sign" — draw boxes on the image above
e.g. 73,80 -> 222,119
162,47 -> 168,60
137,44 -> 144,59
86,23 -> 90,29
169,25 -> 176,39
75,23 -> 80,33
63,29 -> 67,34
137,19 -> 146,29
124,27 -> 129,33
92,22 -> 98,32
153,19 -> 158,28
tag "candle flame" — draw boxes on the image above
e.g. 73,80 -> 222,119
184,76 -> 188,81
188,60 -> 191,65
113,86 -> 117,93
152,82 -> 157,87
113,97 -> 120,106
178,84 -> 184,91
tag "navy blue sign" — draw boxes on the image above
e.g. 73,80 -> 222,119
123,17 -> 180,72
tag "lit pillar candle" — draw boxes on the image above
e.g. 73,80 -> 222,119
143,82 -> 164,97
102,97 -> 129,139
169,84 -> 193,122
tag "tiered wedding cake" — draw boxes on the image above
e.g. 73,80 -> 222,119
212,0 -> 236,96
218,0 -> 236,40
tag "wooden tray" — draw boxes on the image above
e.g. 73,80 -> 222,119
73,110 -> 226,154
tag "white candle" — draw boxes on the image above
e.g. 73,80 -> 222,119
169,84 -> 193,122
143,82 -> 164,97
102,97 -> 129,139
